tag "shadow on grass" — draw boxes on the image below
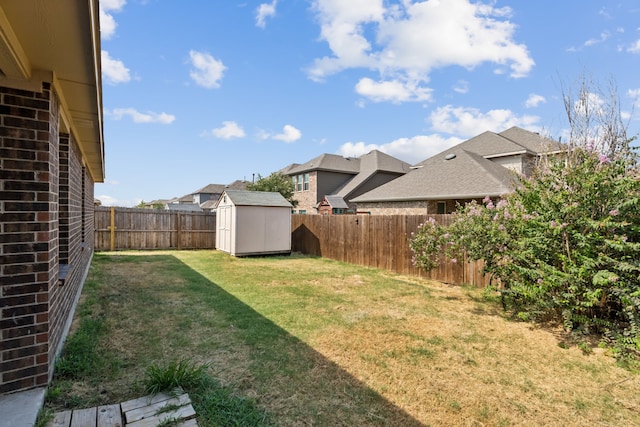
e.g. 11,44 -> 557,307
97,253 -> 425,426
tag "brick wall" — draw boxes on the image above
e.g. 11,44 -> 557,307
293,172 -> 317,213
0,83 -> 95,394
355,199 -> 479,215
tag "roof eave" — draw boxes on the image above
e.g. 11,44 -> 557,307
0,1 -> 104,182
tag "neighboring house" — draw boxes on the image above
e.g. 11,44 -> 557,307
285,150 -> 412,214
352,127 -> 563,215
168,180 -> 249,210
0,0 -> 104,403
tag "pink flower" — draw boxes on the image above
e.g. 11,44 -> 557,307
451,258 -> 457,264
609,209 -> 619,216
598,154 -> 610,164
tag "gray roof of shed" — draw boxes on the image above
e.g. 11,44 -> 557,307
222,190 -> 292,207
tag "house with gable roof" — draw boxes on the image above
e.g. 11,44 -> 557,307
351,127 -> 564,215
285,150 -> 412,214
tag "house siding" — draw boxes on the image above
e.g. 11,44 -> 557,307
0,83 -> 95,394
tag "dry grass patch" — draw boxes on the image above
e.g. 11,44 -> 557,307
46,250 -> 639,427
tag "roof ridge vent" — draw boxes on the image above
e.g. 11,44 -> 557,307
444,153 -> 457,160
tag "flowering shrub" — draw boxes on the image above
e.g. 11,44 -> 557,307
410,146 -> 640,356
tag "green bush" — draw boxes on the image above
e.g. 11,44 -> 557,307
410,146 -> 640,357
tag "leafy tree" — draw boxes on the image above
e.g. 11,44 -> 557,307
410,77 -> 640,358
246,172 -> 298,207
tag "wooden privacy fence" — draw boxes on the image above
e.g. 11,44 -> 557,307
291,214 -> 489,287
95,207 -> 217,251
94,208 -> 488,286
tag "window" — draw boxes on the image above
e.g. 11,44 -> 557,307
437,201 -> 446,214
333,208 -> 345,214
293,173 -> 310,192
299,209 -> 307,214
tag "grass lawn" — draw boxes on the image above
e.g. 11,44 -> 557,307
44,250 -> 640,426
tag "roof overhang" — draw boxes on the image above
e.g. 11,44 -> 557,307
352,192 -> 510,203
0,0 -> 104,182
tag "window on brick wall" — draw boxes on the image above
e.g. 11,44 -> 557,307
59,134 -> 70,263
437,201 -> 446,214
82,166 -> 86,243
293,173 -> 310,192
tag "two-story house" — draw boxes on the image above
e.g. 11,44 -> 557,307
286,150 -> 412,214
351,127 -> 564,214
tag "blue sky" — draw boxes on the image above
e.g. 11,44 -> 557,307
96,0 -> 640,206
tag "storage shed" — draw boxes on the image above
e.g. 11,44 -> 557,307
216,190 -> 292,256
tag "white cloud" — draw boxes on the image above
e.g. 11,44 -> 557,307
584,31 -> 610,47
256,0 -> 277,28
258,125 -> 302,143
525,93 -> 546,108
102,50 -> 131,85
627,88 -> 640,102
188,50 -> 226,89
308,0 -> 534,102
96,194 -> 139,207
337,134 -> 462,164
273,124 -> 302,143
355,77 -> 432,103
453,80 -> 469,94
109,108 -> 176,124
204,121 -> 246,139
429,105 -> 540,137
99,0 -> 126,40
628,39 -> 640,53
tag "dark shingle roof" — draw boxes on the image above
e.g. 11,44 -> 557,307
226,180 -> 249,190
287,153 -> 361,175
352,148 -> 517,202
223,190 -> 292,207
499,126 -> 564,153
333,150 -> 411,198
193,183 -> 226,194
323,195 -> 350,209
352,127 -> 564,204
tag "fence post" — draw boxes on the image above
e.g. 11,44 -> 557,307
109,206 -> 116,251
177,212 -> 182,249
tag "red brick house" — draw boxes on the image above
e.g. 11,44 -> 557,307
0,0 -> 104,401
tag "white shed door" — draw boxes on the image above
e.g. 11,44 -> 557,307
218,205 -> 232,253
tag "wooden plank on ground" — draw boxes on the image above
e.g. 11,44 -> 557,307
124,393 -> 192,424
126,402 -> 196,427
120,390 -> 181,413
97,404 -> 122,427
70,407 -> 97,427
176,419 -> 199,427
47,410 -> 72,427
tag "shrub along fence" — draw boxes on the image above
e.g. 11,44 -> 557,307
95,207 -> 217,251
292,214 -> 489,287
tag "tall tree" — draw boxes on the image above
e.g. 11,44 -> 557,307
246,172 -> 298,207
